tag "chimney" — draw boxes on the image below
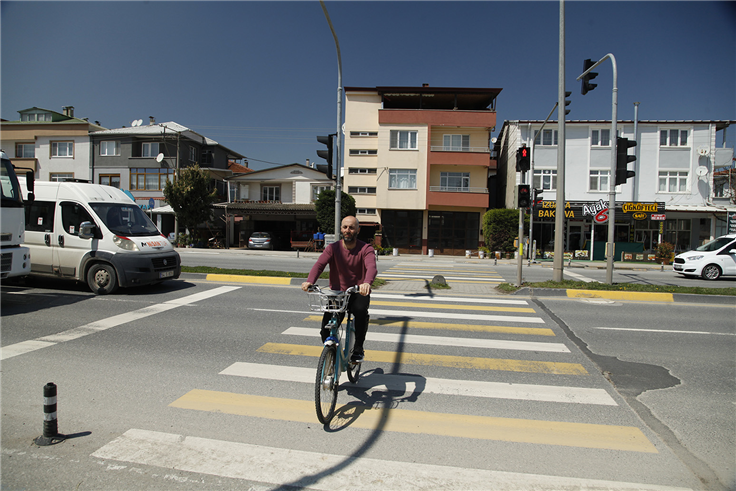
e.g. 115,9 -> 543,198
422,83 -> 429,87
306,159 -> 311,168
149,116 -> 156,125
62,106 -> 74,117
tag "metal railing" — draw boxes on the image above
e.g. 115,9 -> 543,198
430,146 -> 490,153
429,186 -> 488,193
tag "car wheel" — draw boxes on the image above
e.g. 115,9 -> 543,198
87,263 -> 119,294
701,264 -> 722,280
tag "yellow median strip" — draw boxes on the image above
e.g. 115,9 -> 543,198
257,343 -> 587,375
566,289 -> 674,302
205,274 -> 292,285
302,316 -> 555,336
371,300 -> 535,313
170,390 -> 657,453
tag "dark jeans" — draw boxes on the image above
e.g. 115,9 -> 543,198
320,293 -> 370,354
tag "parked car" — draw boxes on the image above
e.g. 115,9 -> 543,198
673,234 -> 736,280
248,232 -> 273,250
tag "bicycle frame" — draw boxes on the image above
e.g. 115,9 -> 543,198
323,309 -> 355,383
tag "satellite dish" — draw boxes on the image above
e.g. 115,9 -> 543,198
697,146 -> 709,156
695,166 -> 708,177
156,153 -> 164,163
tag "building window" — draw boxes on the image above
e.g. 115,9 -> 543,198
142,142 -> 159,158
348,187 -> 376,194
349,149 -> 378,156
201,150 -> 214,165
99,174 -> 121,188
440,172 -> 470,191
100,141 -> 120,156
533,169 -> 557,190
381,210 -> 423,250
50,173 -> 74,181
660,129 -> 689,147
659,171 -> 688,192
15,143 -> 35,158
189,146 -> 197,162
357,208 -> 376,215
589,170 -> 610,191
350,131 -> 378,137
388,169 -> 417,189
390,130 -> 418,150
534,129 -> 558,146
664,218 -> 691,252
261,186 -> 280,201
51,141 -> 74,158
591,129 -> 611,147
442,134 -> 470,152
21,112 -> 51,122
348,168 -> 377,174
130,168 -> 175,191
312,185 -> 331,202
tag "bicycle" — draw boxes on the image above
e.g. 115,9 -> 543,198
306,285 -> 362,424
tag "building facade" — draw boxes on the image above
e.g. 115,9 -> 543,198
496,119 -> 735,257
343,85 -> 501,255
1,106 -> 105,181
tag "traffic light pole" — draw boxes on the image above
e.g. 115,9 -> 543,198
577,53 -> 618,284
553,0 -> 566,282
320,1 -> 343,237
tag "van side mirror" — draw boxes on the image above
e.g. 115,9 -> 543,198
25,171 -> 35,202
79,221 -> 96,239
729,249 -> 736,255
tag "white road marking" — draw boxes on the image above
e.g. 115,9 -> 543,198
591,327 -> 736,336
92,429 -> 690,490
369,308 -> 545,324
563,270 -> 598,283
378,273 -> 502,282
370,293 -> 529,305
220,362 -> 616,405
0,286 -> 241,361
283,327 -> 570,353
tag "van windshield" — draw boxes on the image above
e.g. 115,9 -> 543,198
695,237 -> 735,252
90,203 -> 160,237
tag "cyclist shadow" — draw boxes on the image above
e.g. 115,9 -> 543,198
326,367 -> 427,432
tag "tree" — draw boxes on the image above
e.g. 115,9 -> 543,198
314,189 -> 356,234
482,208 -> 527,253
163,165 -> 217,241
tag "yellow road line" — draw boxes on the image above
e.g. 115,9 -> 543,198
257,343 -> 587,375
371,300 -> 535,313
302,316 -> 555,336
170,390 -> 656,453
205,274 -> 292,285
566,289 -> 674,302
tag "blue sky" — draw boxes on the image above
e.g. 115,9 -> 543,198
2,1 -> 734,170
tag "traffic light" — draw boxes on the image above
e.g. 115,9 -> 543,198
564,91 -> 571,115
316,134 -> 335,180
518,184 -> 531,208
533,188 -> 543,207
581,59 -> 598,95
615,137 -> 637,185
516,146 -> 530,172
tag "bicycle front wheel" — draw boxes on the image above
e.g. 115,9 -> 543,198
315,345 -> 339,424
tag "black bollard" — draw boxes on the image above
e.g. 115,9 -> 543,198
34,383 -> 65,446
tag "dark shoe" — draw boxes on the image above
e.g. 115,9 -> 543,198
350,350 -> 364,363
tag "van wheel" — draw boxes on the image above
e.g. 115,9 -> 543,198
701,264 -> 722,280
87,263 -> 118,294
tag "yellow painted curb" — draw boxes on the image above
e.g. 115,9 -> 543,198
567,289 -> 674,302
205,274 -> 292,285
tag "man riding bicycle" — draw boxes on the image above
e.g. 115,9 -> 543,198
301,216 -> 377,362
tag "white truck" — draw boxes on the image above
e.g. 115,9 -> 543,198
19,178 -> 181,294
1,150 -> 33,280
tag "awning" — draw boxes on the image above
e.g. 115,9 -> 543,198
151,205 -> 175,214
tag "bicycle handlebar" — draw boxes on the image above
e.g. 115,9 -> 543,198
307,284 -> 359,295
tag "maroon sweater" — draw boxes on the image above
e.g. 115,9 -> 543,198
307,240 -> 377,291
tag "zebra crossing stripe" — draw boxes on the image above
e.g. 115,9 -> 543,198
369,308 -> 545,324
302,315 -> 556,336
378,274 -> 502,282
219,362 -> 617,405
371,300 -> 535,313
282,327 -> 569,353
370,293 -> 529,305
168,390 -> 655,453
256,343 -> 588,375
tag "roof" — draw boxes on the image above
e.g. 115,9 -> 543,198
346,85 -> 502,111
225,163 -> 328,180
503,120 -> 735,131
228,161 -> 252,174
213,201 -> 317,216
665,204 -> 736,213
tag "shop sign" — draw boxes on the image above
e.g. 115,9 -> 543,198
582,199 -> 607,217
632,212 -> 648,220
650,214 -> 666,221
594,208 -> 609,223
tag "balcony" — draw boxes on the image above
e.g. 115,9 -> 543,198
430,145 -> 490,153
427,186 -> 488,208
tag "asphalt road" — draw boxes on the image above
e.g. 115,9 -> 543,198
1,262 -> 734,490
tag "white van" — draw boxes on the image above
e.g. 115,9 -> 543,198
19,179 -> 180,294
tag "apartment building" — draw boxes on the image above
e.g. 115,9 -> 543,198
343,85 -> 501,255
1,106 -> 105,180
496,119 -> 735,257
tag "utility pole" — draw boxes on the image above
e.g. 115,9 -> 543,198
553,0 -> 566,282
320,1 -> 343,237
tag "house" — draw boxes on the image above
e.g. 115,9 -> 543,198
0,106 -> 105,180
343,85 -> 501,255
90,119 -> 246,238
217,162 -> 333,248
495,119 -> 735,257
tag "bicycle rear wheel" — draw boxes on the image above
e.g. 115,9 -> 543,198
315,345 -> 338,424
347,360 -> 361,383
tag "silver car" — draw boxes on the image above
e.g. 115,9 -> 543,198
248,232 -> 273,250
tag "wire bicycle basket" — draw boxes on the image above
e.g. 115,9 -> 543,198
307,289 -> 350,313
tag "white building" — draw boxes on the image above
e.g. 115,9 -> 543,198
496,120 -> 735,257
